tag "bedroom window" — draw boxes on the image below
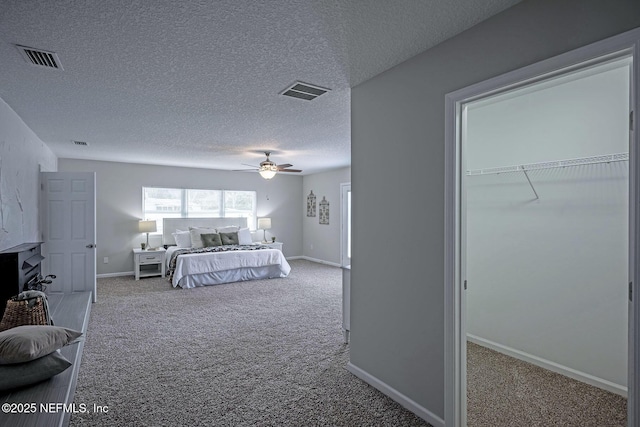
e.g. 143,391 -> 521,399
186,189 -> 222,216
143,187 -> 257,233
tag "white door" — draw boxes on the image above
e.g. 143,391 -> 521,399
40,172 -> 97,302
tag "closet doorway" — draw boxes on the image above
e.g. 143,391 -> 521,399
464,56 -> 630,425
444,28 -> 640,427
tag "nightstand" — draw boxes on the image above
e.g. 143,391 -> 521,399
259,241 -> 283,252
133,248 -> 166,280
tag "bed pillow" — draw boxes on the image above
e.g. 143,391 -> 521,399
189,227 -> 214,249
237,227 -> 252,245
201,233 -> 222,247
216,226 -> 239,234
172,230 -> 192,248
220,232 -> 239,246
0,325 -> 83,365
0,350 -> 72,391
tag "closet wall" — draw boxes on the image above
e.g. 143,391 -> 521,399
465,59 -> 630,390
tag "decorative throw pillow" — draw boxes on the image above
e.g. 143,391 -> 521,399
237,228 -> 252,245
172,230 -> 192,248
189,227 -> 214,249
220,232 -> 239,246
201,233 -> 222,247
0,350 -> 72,391
0,325 -> 82,365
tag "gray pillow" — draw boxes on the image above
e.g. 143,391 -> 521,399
220,232 -> 239,245
0,325 -> 82,365
201,233 -> 222,247
0,350 -> 72,391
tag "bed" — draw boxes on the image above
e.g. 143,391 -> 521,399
163,218 -> 291,289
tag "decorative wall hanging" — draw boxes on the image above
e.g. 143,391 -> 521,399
319,196 -> 329,225
307,190 -> 316,217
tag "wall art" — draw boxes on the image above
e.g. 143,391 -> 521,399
306,190 -> 316,217
319,196 -> 329,225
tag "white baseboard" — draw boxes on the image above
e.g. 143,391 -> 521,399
97,271 -> 134,279
346,362 -> 445,427
467,334 -> 628,397
298,256 -> 341,268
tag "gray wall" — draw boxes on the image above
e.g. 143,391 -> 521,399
302,167 -> 350,266
59,159 -> 303,275
0,97 -> 57,251
350,0 -> 640,420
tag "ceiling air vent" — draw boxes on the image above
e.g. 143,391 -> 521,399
280,81 -> 330,101
16,45 -> 63,70
73,141 -> 88,146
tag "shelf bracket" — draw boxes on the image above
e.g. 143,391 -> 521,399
520,165 -> 539,200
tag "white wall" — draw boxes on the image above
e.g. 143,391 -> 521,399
302,167 -> 350,266
465,62 -> 629,390
467,166 -> 628,388
0,97 -> 57,251
350,0 -> 640,422
58,159 -> 303,275
466,61 -> 631,170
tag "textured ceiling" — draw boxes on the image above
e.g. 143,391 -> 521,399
0,0 -> 520,175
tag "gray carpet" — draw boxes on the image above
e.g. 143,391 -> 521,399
70,260 -> 430,426
467,341 -> 627,426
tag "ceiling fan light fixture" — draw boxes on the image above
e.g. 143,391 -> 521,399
234,151 -> 301,178
259,164 -> 278,179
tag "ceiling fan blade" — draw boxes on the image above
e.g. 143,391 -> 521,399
279,169 -> 302,173
232,168 -> 259,172
241,163 -> 259,168
277,163 -> 293,169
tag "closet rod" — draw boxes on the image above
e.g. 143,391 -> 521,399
466,152 -> 628,176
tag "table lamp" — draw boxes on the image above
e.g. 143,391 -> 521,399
257,218 -> 271,243
139,220 -> 157,250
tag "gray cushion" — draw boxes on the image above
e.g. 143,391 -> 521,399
0,350 -> 72,391
0,325 -> 82,365
220,232 -> 239,245
201,233 -> 222,247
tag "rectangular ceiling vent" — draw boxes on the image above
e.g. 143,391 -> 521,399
73,141 -> 88,146
280,81 -> 330,101
16,45 -> 63,70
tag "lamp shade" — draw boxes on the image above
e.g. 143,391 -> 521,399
257,218 -> 272,230
139,220 -> 157,233
258,165 -> 277,180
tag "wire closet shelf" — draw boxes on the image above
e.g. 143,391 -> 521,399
466,152 -> 629,176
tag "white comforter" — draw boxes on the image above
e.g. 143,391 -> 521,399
168,246 -> 291,288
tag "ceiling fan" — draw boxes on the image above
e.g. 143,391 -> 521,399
236,152 -> 302,180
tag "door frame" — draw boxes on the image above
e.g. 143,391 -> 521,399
340,182 -> 351,267
444,28 -> 640,426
